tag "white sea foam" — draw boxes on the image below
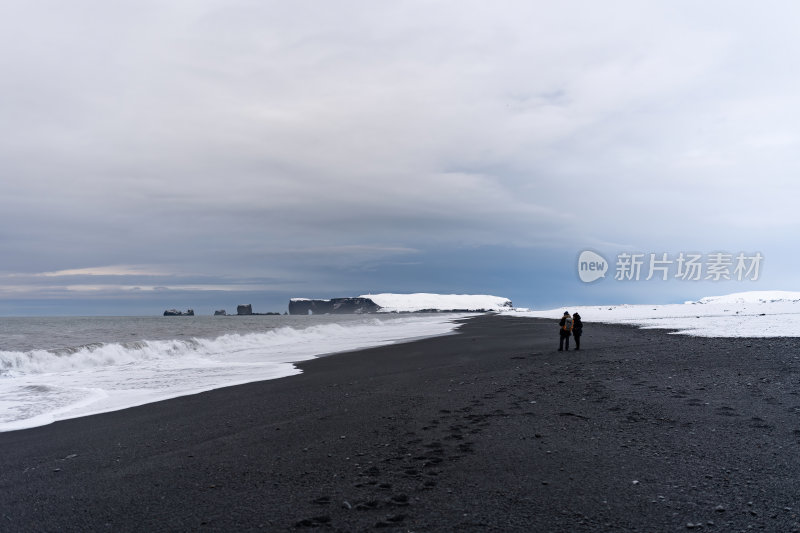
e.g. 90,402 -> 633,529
0,315 -> 461,432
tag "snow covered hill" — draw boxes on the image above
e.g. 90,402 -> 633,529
693,290 -> 800,305
360,293 -> 513,313
511,290 -> 800,337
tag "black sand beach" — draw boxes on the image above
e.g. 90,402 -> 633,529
1,315 -> 799,532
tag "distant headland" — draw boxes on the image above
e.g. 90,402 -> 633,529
164,293 -> 513,316
288,293 -> 513,315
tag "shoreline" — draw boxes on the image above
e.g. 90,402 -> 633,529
0,313 -> 463,432
1,315 -> 799,531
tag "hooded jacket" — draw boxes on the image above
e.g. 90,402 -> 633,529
572,314 -> 583,335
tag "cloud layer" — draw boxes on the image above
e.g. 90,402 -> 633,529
1,1 -> 799,313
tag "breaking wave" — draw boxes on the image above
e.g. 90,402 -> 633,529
0,315 -> 461,431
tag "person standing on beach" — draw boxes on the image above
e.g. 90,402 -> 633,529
558,311 -> 573,351
572,312 -> 583,350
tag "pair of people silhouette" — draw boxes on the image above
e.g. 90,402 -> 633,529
558,311 -> 582,351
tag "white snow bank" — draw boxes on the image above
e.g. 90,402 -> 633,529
361,293 -> 512,313
692,290 -> 800,305
507,290 -> 800,337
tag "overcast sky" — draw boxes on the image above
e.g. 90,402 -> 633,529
1,1 -> 799,315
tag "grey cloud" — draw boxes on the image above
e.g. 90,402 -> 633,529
2,1 -> 800,310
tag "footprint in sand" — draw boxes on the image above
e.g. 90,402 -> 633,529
749,417 -> 773,429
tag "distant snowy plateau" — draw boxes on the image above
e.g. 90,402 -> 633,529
288,291 -> 800,337
288,293 -> 513,314
510,290 -> 800,338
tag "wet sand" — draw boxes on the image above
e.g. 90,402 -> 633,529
1,315 -> 799,532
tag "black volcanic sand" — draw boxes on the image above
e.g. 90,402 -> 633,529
2,315 -> 800,532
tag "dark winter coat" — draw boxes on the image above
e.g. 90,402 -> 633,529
572,315 -> 583,336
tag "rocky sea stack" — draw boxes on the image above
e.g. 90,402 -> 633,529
163,309 -> 194,316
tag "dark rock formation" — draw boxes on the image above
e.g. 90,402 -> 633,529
214,309 -> 227,316
233,304 -> 281,316
163,309 -> 194,316
288,297 -> 381,315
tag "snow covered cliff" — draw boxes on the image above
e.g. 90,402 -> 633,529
288,293 -> 513,314
361,293 -> 512,313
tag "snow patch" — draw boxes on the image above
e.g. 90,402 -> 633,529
692,290 -> 800,305
360,293 -> 512,313
509,290 -> 800,337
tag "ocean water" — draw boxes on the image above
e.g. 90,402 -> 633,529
0,314 -> 463,432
